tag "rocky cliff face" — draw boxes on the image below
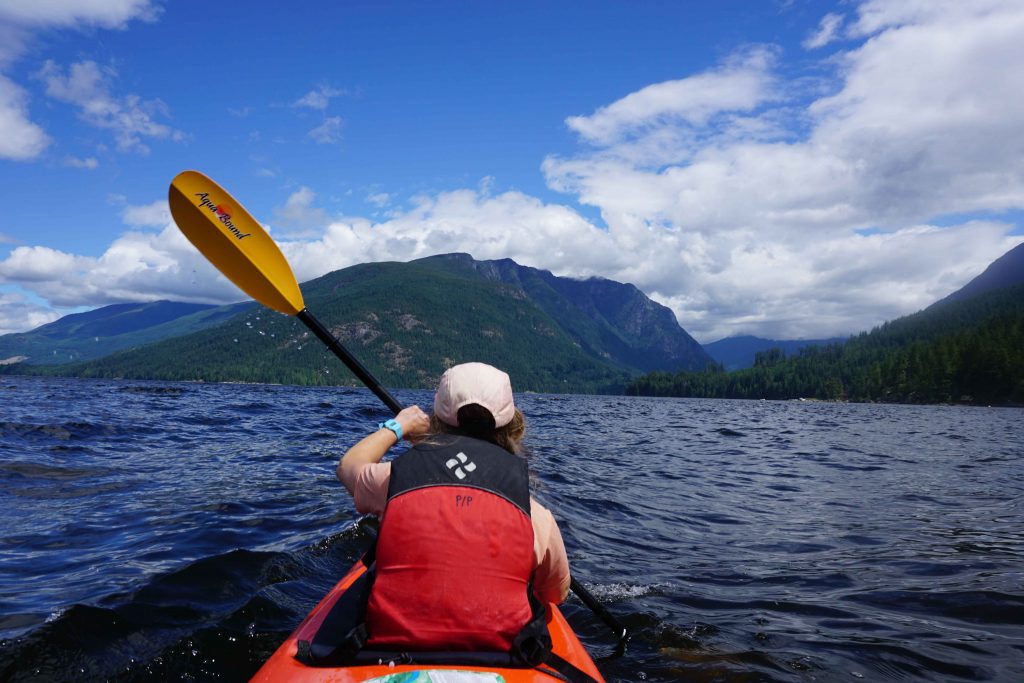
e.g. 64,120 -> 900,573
419,253 -> 713,372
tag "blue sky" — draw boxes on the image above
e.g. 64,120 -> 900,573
1,0 -> 1022,342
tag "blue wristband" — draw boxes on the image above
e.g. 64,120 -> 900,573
378,418 -> 402,441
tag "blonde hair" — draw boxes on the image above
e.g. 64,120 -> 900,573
429,405 -> 526,455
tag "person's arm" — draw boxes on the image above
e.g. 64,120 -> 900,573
337,405 -> 429,496
530,499 -> 572,604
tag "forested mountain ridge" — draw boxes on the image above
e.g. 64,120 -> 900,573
628,280 -> 1024,404
2,254 -> 710,393
702,335 -> 849,371
0,301 -> 254,365
418,253 -> 713,372
936,241 -> 1024,305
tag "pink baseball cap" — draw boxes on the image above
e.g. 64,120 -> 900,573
433,362 -> 516,428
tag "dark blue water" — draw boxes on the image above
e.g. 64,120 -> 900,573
1,376 -> 1022,681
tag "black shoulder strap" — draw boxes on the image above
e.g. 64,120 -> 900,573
510,589 -> 602,683
538,652 -> 603,683
295,568 -> 374,666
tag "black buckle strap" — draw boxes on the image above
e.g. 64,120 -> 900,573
538,651 -> 602,683
295,569 -> 374,666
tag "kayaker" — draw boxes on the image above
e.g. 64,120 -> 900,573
337,362 -> 571,653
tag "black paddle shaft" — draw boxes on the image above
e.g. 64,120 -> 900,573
570,577 -> 630,652
297,309 -> 403,415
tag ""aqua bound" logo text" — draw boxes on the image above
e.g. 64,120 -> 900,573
195,192 -> 251,240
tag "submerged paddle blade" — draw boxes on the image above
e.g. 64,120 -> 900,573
169,170 -> 304,316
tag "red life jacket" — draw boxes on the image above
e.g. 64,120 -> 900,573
366,434 -> 535,652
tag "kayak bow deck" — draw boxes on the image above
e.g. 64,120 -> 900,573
251,560 -> 606,682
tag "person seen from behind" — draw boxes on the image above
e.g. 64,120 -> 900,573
337,362 -> 571,652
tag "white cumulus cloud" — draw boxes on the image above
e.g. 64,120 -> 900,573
121,200 -> 170,227
272,187 -> 331,233
293,84 -> 346,111
308,116 -> 343,144
62,155 -> 98,169
280,188 -> 616,286
541,0 -> 1024,340
0,291 -> 61,336
804,13 -> 844,49
0,0 -> 160,28
3,0 -> 1023,343
36,60 -> 185,153
565,47 -> 778,147
0,74 -> 49,159
0,225 -> 245,310
0,0 -> 160,161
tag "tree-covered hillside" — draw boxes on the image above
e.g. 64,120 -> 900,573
0,301 -> 253,364
628,284 -> 1024,404
417,253 -> 713,372
3,254 -> 719,393
702,335 -> 848,371
7,260 -> 633,393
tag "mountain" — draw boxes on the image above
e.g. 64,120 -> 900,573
0,300 -> 254,365
934,240 -> 1024,305
629,243 -> 1024,404
3,254 -> 711,393
420,253 -> 712,373
703,335 -> 848,371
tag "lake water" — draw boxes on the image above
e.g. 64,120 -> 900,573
1,376 -> 1022,681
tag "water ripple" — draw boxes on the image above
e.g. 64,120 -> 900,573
0,378 -> 1021,682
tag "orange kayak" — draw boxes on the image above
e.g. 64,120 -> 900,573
251,560 -> 606,682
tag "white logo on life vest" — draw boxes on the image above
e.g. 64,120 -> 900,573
445,452 -> 477,480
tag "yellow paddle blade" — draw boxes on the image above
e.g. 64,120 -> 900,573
169,170 -> 304,316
